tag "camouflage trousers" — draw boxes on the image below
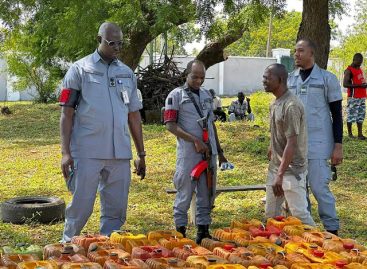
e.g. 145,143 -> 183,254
347,97 -> 366,123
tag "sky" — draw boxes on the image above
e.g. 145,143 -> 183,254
184,0 -> 357,54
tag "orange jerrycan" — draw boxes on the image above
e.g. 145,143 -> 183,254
284,242 -> 322,254
1,254 -> 39,269
88,250 -> 130,266
88,242 -> 125,253
124,239 -> 158,254
172,245 -> 213,261
234,236 -> 271,247
267,251 -> 310,267
286,242 -> 346,264
145,257 -> 192,268
48,251 -> 89,269
213,245 -> 250,260
71,234 -> 109,250
109,232 -> 146,250
44,244 -> 86,260
186,255 -> 228,268
290,263 -> 336,269
269,234 -> 306,247
159,237 -> 197,250
342,263 -> 367,269
60,262 -> 102,269
200,239 -> 227,251
213,228 -> 251,242
339,247 -> 367,264
147,230 -> 183,241
16,260 -> 58,269
283,225 -> 317,236
206,264 -> 246,269
266,216 -> 302,230
230,219 -> 263,231
227,254 -> 270,268
102,257 -> 148,269
246,243 -> 284,257
302,231 -> 340,246
130,246 -> 173,261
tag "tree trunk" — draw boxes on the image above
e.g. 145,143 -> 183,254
120,29 -> 153,70
297,0 -> 330,69
195,29 -> 246,69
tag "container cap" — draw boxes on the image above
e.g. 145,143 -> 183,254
343,243 -> 354,250
168,258 -> 178,264
335,260 -> 348,268
275,216 -> 285,221
223,244 -> 234,251
63,246 -> 74,252
313,250 -> 324,257
259,263 -> 272,268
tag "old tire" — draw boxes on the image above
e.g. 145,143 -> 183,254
0,196 -> 65,224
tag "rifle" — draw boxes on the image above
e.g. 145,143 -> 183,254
190,116 -> 214,208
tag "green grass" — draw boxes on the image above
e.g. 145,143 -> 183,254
0,92 -> 366,248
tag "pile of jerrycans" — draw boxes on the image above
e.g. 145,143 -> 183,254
1,216 -> 367,269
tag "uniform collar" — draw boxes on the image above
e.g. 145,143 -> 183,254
92,49 -> 119,65
182,83 -> 202,92
294,63 -> 322,79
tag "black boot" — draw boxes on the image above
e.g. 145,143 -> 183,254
196,224 -> 212,244
176,226 -> 186,238
327,230 -> 338,236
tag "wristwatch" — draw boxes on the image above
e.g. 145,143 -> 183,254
137,151 -> 146,157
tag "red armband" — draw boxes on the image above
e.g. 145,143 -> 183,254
59,88 -> 72,105
59,88 -> 81,108
164,109 -> 178,123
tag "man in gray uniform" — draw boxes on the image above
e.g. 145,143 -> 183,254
263,63 -> 315,226
164,60 -> 227,244
59,22 -> 146,242
288,38 -> 343,235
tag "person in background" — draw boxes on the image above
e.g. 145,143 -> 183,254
137,88 -> 146,123
228,92 -> 254,121
343,53 -> 367,139
209,89 -> 226,122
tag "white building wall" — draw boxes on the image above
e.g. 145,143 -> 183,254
222,57 -> 277,95
0,58 -> 7,101
140,55 -> 276,96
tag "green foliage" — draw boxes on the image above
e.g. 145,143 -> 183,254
226,11 -> 301,56
330,0 -> 367,67
1,29 -> 59,103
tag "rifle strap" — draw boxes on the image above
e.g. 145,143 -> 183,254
185,88 -> 205,119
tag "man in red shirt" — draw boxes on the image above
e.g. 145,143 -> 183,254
344,53 -> 367,139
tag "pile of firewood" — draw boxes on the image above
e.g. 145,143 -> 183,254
137,57 -> 185,111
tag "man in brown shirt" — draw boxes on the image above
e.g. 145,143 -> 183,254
263,63 -> 315,226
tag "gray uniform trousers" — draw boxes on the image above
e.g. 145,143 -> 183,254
173,154 -> 217,227
306,159 -> 339,231
63,158 -> 131,242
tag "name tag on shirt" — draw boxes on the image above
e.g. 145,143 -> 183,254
300,86 -> 307,95
121,88 -> 130,104
201,102 -> 207,110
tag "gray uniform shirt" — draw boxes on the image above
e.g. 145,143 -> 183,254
165,86 -> 218,158
287,64 -> 342,159
63,50 -> 142,159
